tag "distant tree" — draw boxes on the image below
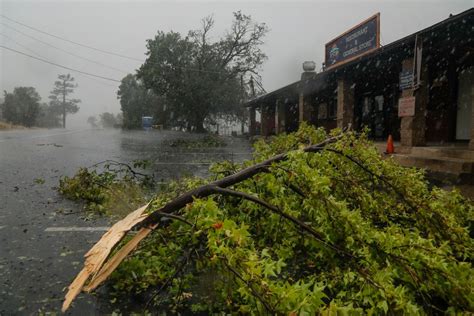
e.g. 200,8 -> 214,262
87,116 -> 99,128
2,87 -> 41,127
36,102 -> 62,128
99,112 -> 121,128
49,74 -> 81,128
117,74 -> 163,129
115,112 -> 123,126
137,11 -> 268,132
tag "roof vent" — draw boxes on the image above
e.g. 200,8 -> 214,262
303,61 -> 316,72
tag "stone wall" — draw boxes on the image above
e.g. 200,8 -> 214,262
336,79 -> 354,129
400,58 -> 427,147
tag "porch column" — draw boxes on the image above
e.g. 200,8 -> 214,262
275,100 -> 286,134
249,107 -> 256,136
261,105 -> 274,136
400,59 -> 427,147
470,94 -> 474,149
274,100 -> 279,133
261,105 -> 268,136
299,93 -> 312,124
337,79 -> 354,129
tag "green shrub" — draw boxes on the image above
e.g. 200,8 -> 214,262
59,161 -> 153,217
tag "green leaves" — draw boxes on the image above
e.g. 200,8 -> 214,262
58,163 -> 151,217
105,124 -> 473,314
136,12 -> 268,131
2,86 -> 42,127
117,74 -> 163,129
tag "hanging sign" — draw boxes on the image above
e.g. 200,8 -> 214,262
399,70 -> 414,90
398,96 -> 416,117
325,13 -> 380,69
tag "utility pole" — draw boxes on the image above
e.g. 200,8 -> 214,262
240,75 -> 245,135
63,79 -> 66,128
249,76 -> 256,98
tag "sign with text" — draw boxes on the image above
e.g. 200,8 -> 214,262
399,70 -> 414,90
398,96 -> 416,117
325,13 -> 380,69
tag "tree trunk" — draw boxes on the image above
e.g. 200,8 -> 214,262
195,122 -> 206,133
194,115 -> 206,133
63,81 -> 66,129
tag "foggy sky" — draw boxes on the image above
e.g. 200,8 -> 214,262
1,0 -> 472,128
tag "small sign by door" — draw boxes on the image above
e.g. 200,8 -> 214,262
398,96 -> 416,117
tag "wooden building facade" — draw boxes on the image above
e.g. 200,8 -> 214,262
246,9 -> 474,149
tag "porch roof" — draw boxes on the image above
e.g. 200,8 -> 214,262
244,8 -> 473,108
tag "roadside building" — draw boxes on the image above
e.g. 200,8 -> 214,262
246,8 -> 473,150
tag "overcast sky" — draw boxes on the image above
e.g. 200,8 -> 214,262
1,0 -> 472,128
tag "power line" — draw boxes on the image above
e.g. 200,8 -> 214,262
0,45 -> 122,82
0,32 -> 43,57
252,76 -> 266,94
1,22 -> 130,74
0,33 -> 119,88
0,14 -> 143,62
0,14 -> 258,76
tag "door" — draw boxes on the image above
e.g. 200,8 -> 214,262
456,67 -> 474,140
374,95 -> 385,139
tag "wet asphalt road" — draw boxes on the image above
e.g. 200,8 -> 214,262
0,128 -> 252,315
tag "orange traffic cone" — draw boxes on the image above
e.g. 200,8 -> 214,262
385,134 -> 394,154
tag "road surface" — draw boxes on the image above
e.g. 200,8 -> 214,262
0,128 -> 252,314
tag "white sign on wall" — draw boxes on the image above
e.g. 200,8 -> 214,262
398,96 -> 416,117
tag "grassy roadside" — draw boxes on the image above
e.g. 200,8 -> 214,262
0,121 -> 28,130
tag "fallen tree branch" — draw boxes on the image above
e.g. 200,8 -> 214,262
61,127 -> 474,314
62,202 -> 150,312
210,186 -> 354,259
84,224 -> 158,292
89,159 -> 150,179
323,148 -> 419,212
145,246 -> 197,309
84,213 -> 192,293
221,258 -> 276,314
62,134 -> 342,311
142,135 -> 341,227
212,186 -> 384,290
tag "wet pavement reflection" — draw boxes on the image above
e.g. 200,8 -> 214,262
0,128 -> 252,314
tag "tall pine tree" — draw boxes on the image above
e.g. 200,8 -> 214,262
49,74 -> 80,128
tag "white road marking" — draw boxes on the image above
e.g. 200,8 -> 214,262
154,162 -> 213,165
159,152 -> 251,155
45,226 -> 110,232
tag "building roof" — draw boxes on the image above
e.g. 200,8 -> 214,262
245,7 -> 473,108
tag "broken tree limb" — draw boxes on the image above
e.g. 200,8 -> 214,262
60,127 -> 474,314
62,134 -> 342,311
61,202 -> 150,312
84,224 -> 158,292
85,212 -> 192,292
